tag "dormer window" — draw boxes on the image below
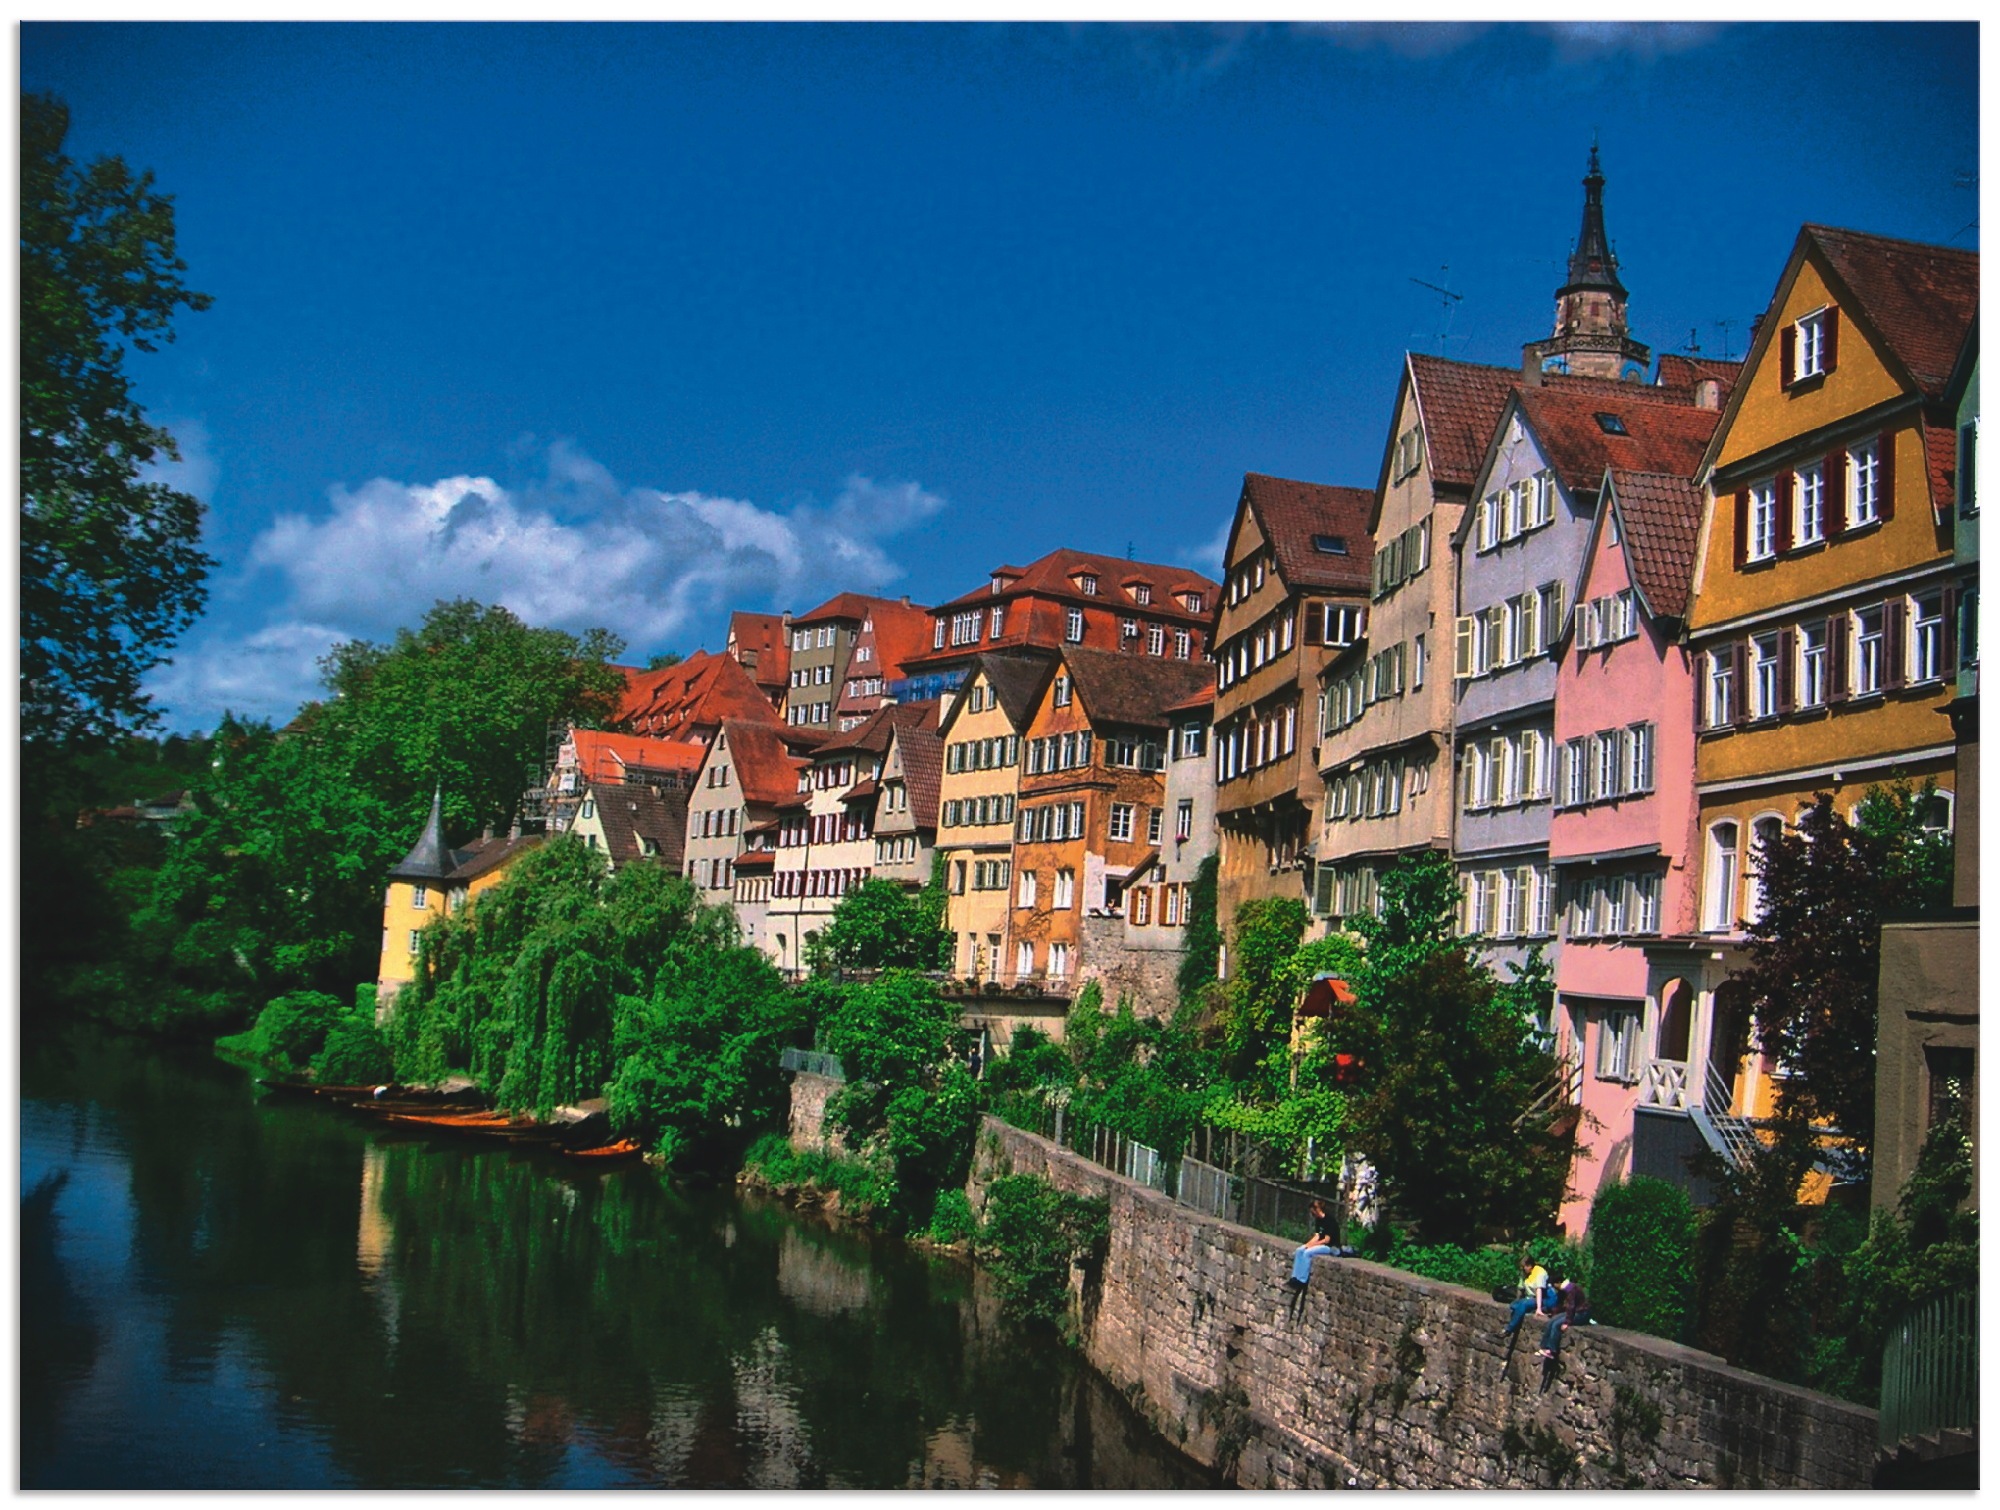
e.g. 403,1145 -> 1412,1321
1783,307 -> 1836,387
1182,591 -> 1204,614
1132,583 -> 1152,605
1313,534 -> 1349,555
1077,574 -> 1099,595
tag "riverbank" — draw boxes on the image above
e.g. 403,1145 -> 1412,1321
969,1116 -> 1881,1490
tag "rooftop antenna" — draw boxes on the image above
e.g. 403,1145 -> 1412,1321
1680,326 -> 1702,356
1712,318 -> 1736,362
1127,540 -> 1136,560
1952,169 -> 1977,241
1408,267 -> 1463,356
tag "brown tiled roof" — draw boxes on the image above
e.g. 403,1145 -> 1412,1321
1654,352 -> 1743,400
928,547 -> 1218,620
817,699 -> 906,757
1163,682 -> 1216,716
795,591 -> 929,627
1404,353 -> 1523,490
885,704 -> 943,826
1603,470 -> 1704,622
564,728 -> 707,785
1805,225 -> 1979,399
448,832 -> 543,885
1514,386 -> 1720,497
1237,473 -> 1376,593
718,717 -> 810,807
583,781 -> 687,870
949,649 -> 1058,733
864,598 -> 936,682
726,611 -> 791,694
1061,645 -> 1214,729
1923,420 -> 1960,515
616,650 -> 783,737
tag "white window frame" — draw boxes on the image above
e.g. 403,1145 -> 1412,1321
1853,607 -> 1885,696
1747,480 -> 1778,562
1910,593 -> 1944,683
1750,632 -> 1781,719
1704,822 -> 1740,933
1794,462 -> 1825,547
1848,440 -> 1881,527
1795,309 -> 1826,381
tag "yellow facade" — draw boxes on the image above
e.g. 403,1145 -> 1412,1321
938,665 -> 1035,980
374,854 -> 525,1002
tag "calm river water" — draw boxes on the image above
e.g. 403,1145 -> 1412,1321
21,1024 -> 1215,1489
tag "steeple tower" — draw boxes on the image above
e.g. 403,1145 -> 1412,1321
1523,143 -> 1652,383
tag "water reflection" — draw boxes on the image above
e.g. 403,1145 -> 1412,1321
21,1023 -> 1214,1489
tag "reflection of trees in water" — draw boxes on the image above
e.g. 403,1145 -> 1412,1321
23,1025 -> 1213,1488
21,1170 -> 102,1481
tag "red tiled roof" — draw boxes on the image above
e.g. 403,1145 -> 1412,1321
1924,420 -> 1960,516
927,547 -> 1218,620
885,704 -> 944,827
795,591 -> 929,627
864,599 -> 937,682
1236,473 -> 1376,593
1514,385 -> 1720,497
726,611 -> 791,694
1603,470 -> 1704,622
565,728 -> 706,785
716,717 -> 811,808
1654,352 -> 1743,401
1404,353 -> 1523,490
1163,682 -> 1216,716
1805,225 -> 1979,399
818,700 -> 901,756
1061,645 -> 1215,729
616,650 -> 782,737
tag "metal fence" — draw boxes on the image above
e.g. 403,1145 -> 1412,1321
779,1047 -> 846,1081
1880,1288 -> 1978,1449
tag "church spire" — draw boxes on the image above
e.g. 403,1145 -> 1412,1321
390,785 -> 454,881
1561,140 -> 1626,299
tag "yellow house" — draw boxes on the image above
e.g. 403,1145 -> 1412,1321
375,789 -> 541,1011
937,651 -> 1055,983
1690,225 -> 1976,932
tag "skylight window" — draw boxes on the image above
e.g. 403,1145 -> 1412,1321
1594,413 -> 1628,435
1313,534 -> 1349,555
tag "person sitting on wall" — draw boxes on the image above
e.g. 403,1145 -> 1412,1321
1536,1278 -> 1591,1361
1502,1256 -> 1556,1340
1287,1199 -> 1341,1287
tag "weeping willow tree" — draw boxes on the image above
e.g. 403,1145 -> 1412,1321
386,837 -> 797,1142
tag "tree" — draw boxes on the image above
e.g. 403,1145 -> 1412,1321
1176,853 -> 1222,1001
1735,793 -> 1887,1153
645,650 -> 684,671
1855,779 -> 1955,914
21,93 -> 213,751
812,878 -> 950,971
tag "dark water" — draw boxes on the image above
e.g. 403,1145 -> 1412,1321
20,1025 -> 1215,1489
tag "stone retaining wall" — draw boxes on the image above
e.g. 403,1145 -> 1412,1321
787,1070 -> 845,1152
969,1117 -> 1879,1490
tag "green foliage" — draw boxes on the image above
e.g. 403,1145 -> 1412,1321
820,969 -> 961,1089
1217,898 -> 1307,1085
973,1174 -> 1110,1329
21,92 -> 213,749
1061,988 -> 1219,1157
1175,853 -> 1221,1001
311,1012 -> 394,1086
926,1188 -> 977,1245
1587,1177 -> 1695,1339
1688,1117 -> 1825,1384
1373,1232 -> 1585,1295
216,990 -> 346,1074
813,878 -> 949,971
1854,779 -> 1955,916
741,1132 -> 895,1214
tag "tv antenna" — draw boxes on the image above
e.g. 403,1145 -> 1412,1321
1712,318 -> 1736,362
1681,326 -> 1702,356
1409,268 -> 1463,355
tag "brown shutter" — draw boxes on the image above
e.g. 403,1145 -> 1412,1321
1774,470 -> 1794,553
1823,306 -> 1839,373
1827,614 -> 1849,704
1731,640 -> 1747,725
1694,657 -> 1710,731
1879,430 -> 1898,522
1779,322 -> 1795,388
1302,605 -> 1321,645
1941,585 -> 1960,676
1826,447 -> 1849,530
1733,489 -> 1751,568
1884,599 -> 1906,690
1777,625 -> 1796,713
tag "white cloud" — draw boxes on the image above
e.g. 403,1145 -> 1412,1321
148,444 -> 947,728
1536,22 -> 1725,62
143,415 -> 218,505
1180,513 -> 1234,580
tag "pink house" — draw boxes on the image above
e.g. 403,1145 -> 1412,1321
1548,467 -> 1709,1234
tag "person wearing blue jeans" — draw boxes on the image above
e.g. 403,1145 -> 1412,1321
1290,1199 -> 1340,1284
1538,1278 -> 1591,1360
1503,1258 -> 1555,1339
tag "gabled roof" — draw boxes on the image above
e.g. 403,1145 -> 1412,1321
943,649 -> 1059,735
927,547 -> 1218,620
863,598 -> 937,682
1163,682 -> 1216,717
1511,385 -> 1720,498
447,832 -> 542,886
1061,646 -> 1214,729
1654,351 -> 1743,400
795,591 -> 928,627
1804,225 -> 1979,399
1232,473 -> 1376,593
1599,470 -> 1705,623
817,700 -> 901,757
716,717 -> 812,807
616,650 -> 782,736
563,728 -> 706,785
1401,353 -> 1524,494
583,781 -> 687,871
884,705 -> 944,826
726,611 -> 791,694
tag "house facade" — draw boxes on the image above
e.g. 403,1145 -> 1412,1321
871,702 -> 943,891
783,593 -> 929,731
375,791 -> 540,1010
1209,473 -> 1375,938
682,719 -> 818,914
766,712 -> 899,972
833,600 -> 934,731
567,781 -> 687,873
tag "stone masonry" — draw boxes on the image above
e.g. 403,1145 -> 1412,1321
787,1070 -> 845,1152
968,1117 -> 1878,1490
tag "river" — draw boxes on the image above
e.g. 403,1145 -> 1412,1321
20,1024 -> 1215,1489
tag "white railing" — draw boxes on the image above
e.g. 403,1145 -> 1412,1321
1639,1058 -> 1693,1110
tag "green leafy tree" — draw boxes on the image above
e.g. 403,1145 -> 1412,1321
644,650 -> 684,671
1735,793 -> 1888,1154
1215,897 -> 1308,1085
1855,779 -> 1955,914
1587,1177 -> 1695,1340
1175,853 -> 1222,1000
974,1174 -> 1111,1329
813,878 -> 949,971
21,92 -> 213,751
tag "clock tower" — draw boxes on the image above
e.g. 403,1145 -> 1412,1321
1522,145 -> 1652,383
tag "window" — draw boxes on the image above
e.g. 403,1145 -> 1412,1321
933,620 -> 946,650
1016,941 -> 1035,977
1018,869 -> 1037,908
411,885 -> 428,910
1147,807 -> 1163,844
1591,730 -> 1620,801
1961,420 -> 1979,517
1053,674 -> 1071,707
1704,822 -> 1740,932
1631,873 -> 1661,934
1749,814 -> 1785,922
1131,887 -> 1152,925
1065,609 -> 1084,643
1411,633 -> 1426,688
1622,723 -> 1654,795
1183,591 -> 1203,614
1109,803 -> 1134,841
1477,490 -> 1502,551
407,928 -> 422,956
1176,799 -> 1194,841
1174,630 -> 1191,659
1792,309 -> 1828,381
1926,1045 -> 1975,1131
951,860 -> 967,895
1910,593 -> 1944,683
1048,942 -> 1071,979
1594,411 -> 1628,436
1147,625 -> 1165,656
1797,622 -> 1828,707
1706,648 -> 1736,727
1853,607 -> 1885,695
1750,633 -> 1781,718
1053,869 -> 1074,909
1848,440 -> 1880,527
1393,426 -> 1422,481
1746,481 -> 1777,561
1793,462 -> 1825,546
1595,1011 -> 1640,1083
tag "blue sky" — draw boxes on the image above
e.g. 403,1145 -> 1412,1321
22,22 -> 1979,731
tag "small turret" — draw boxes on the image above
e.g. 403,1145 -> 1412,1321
1522,144 -> 1653,384
389,786 -> 453,882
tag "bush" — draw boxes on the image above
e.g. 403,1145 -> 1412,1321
219,990 -> 346,1074
974,1173 -> 1110,1330
1375,1231 -> 1587,1297
311,1013 -> 394,1085
927,1188 -> 977,1245
1589,1177 -> 1696,1339
742,1132 -> 895,1213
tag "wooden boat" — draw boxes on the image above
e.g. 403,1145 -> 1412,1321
559,1138 -> 643,1162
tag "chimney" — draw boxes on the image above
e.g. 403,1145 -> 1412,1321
1695,378 -> 1722,411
